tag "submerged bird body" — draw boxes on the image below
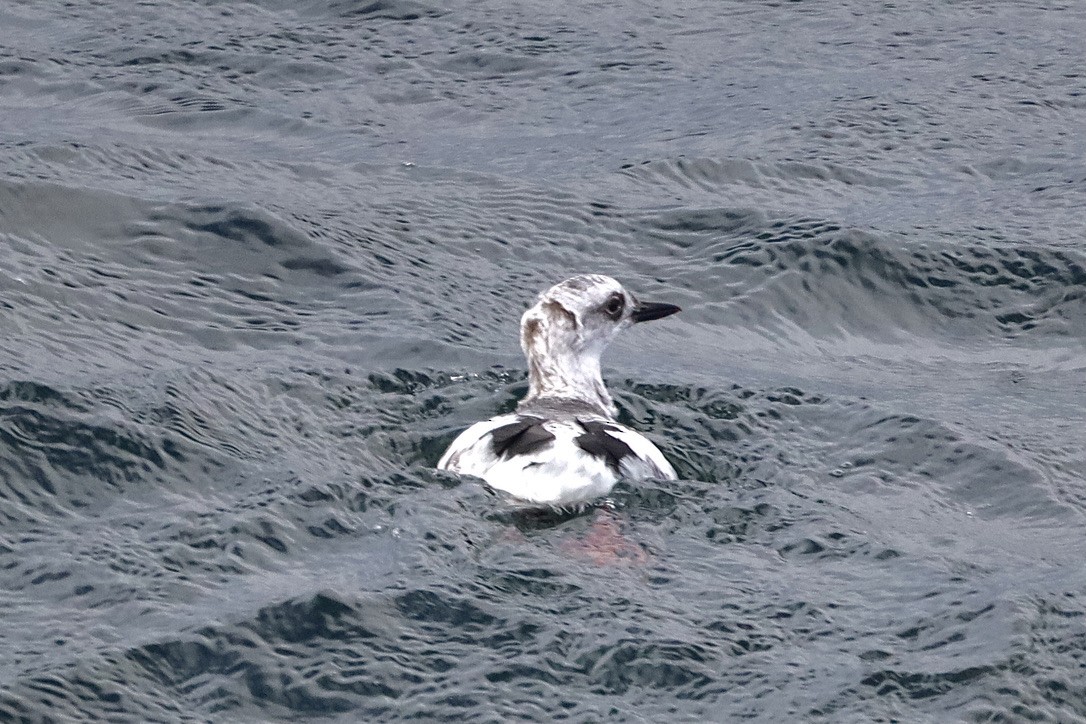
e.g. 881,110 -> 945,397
438,275 -> 680,507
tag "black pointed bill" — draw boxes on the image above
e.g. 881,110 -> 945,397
631,300 -> 681,323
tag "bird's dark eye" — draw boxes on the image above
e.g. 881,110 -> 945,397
603,293 -> 625,321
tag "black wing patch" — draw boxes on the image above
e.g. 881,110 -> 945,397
575,420 -> 636,473
489,416 -> 556,459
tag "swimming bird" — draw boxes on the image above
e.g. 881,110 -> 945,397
437,274 -> 681,507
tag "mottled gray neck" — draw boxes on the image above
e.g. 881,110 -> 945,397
518,350 -> 614,419
517,395 -> 612,421
518,302 -> 616,419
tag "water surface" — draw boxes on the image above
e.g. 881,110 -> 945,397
1,0 -> 1085,720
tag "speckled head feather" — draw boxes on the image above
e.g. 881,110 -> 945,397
518,274 -> 678,418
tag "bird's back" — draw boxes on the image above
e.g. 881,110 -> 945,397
437,411 -> 675,507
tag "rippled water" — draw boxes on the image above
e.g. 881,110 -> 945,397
2,0 -> 1085,720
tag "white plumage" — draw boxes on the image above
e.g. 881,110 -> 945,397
437,275 -> 681,507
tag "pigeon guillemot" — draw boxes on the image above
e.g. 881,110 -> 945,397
437,274 -> 681,507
